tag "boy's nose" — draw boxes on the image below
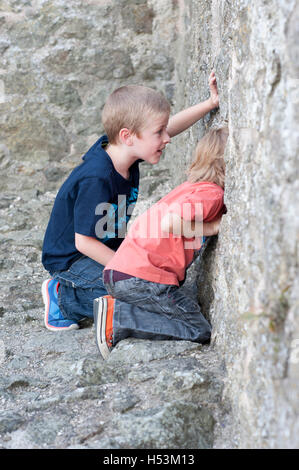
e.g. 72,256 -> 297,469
163,131 -> 171,144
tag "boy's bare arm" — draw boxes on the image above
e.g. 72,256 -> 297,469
75,233 -> 115,266
166,71 -> 219,138
191,217 -> 222,237
161,213 -> 222,238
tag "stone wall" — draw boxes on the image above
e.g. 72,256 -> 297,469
169,0 -> 299,449
0,0 -> 298,449
0,0 -> 179,193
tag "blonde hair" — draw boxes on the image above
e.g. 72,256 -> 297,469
102,85 -> 171,144
187,127 -> 228,188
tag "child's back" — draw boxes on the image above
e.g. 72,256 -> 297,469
105,180 -> 225,286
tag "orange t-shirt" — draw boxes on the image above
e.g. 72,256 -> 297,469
105,181 -> 225,286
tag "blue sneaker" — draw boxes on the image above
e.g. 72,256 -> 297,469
42,279 -> 79,331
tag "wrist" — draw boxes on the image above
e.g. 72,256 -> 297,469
202,221 -> 211,237
207,96 -> 219,110
206,97 -> 217,110
202,221 -> 218,236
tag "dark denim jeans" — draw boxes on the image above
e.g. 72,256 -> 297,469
104,272 -> 211,346
50,255 -> 107,323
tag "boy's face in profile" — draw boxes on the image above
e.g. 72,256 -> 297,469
131,113 -> 170,164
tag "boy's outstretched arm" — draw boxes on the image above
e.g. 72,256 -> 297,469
166,71 -> 219,138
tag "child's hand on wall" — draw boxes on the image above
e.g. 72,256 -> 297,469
208,71 -> 219,108
166,72 -> 220,137
210,216 -> 222,235
201,216 -> 222,237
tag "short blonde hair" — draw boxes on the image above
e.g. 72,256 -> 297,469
187,127 -> 228,188
102,85 -> 171,144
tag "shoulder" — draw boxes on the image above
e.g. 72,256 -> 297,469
188,182 -> 224,221
186,181 -> 224,200
69,137 -> 113,182
54,137 -> 114,199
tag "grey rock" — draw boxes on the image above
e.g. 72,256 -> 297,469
142,54 -> 174,81
71,357 -> 107,386
110,388 -> 140,414
154,363 -> 210,395
43,166 -> 67,183
47,81 -> 82,111
26,387 -> 105,412
1,71 -> 37,96
107,338 -> 201,366
5,375 -> 31,391
59,18 -> 90,40
72,356 -> 128,386
0,411 -> 24,434
286,2 -> 299,76
92,50 -> 135,80
121,1 -> 154,34
113,401 -> 214,449
128,365 -> 156,384
1,103 -> 70,162
25,413 -> 72,447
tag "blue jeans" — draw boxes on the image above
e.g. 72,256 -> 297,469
50,256 -> 107,323
104,273 -> 211,345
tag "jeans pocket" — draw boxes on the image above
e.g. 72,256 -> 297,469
67,256 -> 103,281
110,277 -> 150,303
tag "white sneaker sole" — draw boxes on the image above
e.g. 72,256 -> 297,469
41,279 -> 79,331
94,297 -> 111,360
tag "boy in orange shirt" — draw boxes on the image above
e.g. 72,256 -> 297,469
94,127 -> 228,359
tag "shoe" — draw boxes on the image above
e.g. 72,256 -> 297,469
94,295 -> 114,360
42,279 -> 79,331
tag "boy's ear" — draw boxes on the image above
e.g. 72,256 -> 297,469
119,128 -> 134,146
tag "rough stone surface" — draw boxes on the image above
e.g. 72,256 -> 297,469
0,0 -> 178,172
168,0 -> 299,449
0,0 -> 298,450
